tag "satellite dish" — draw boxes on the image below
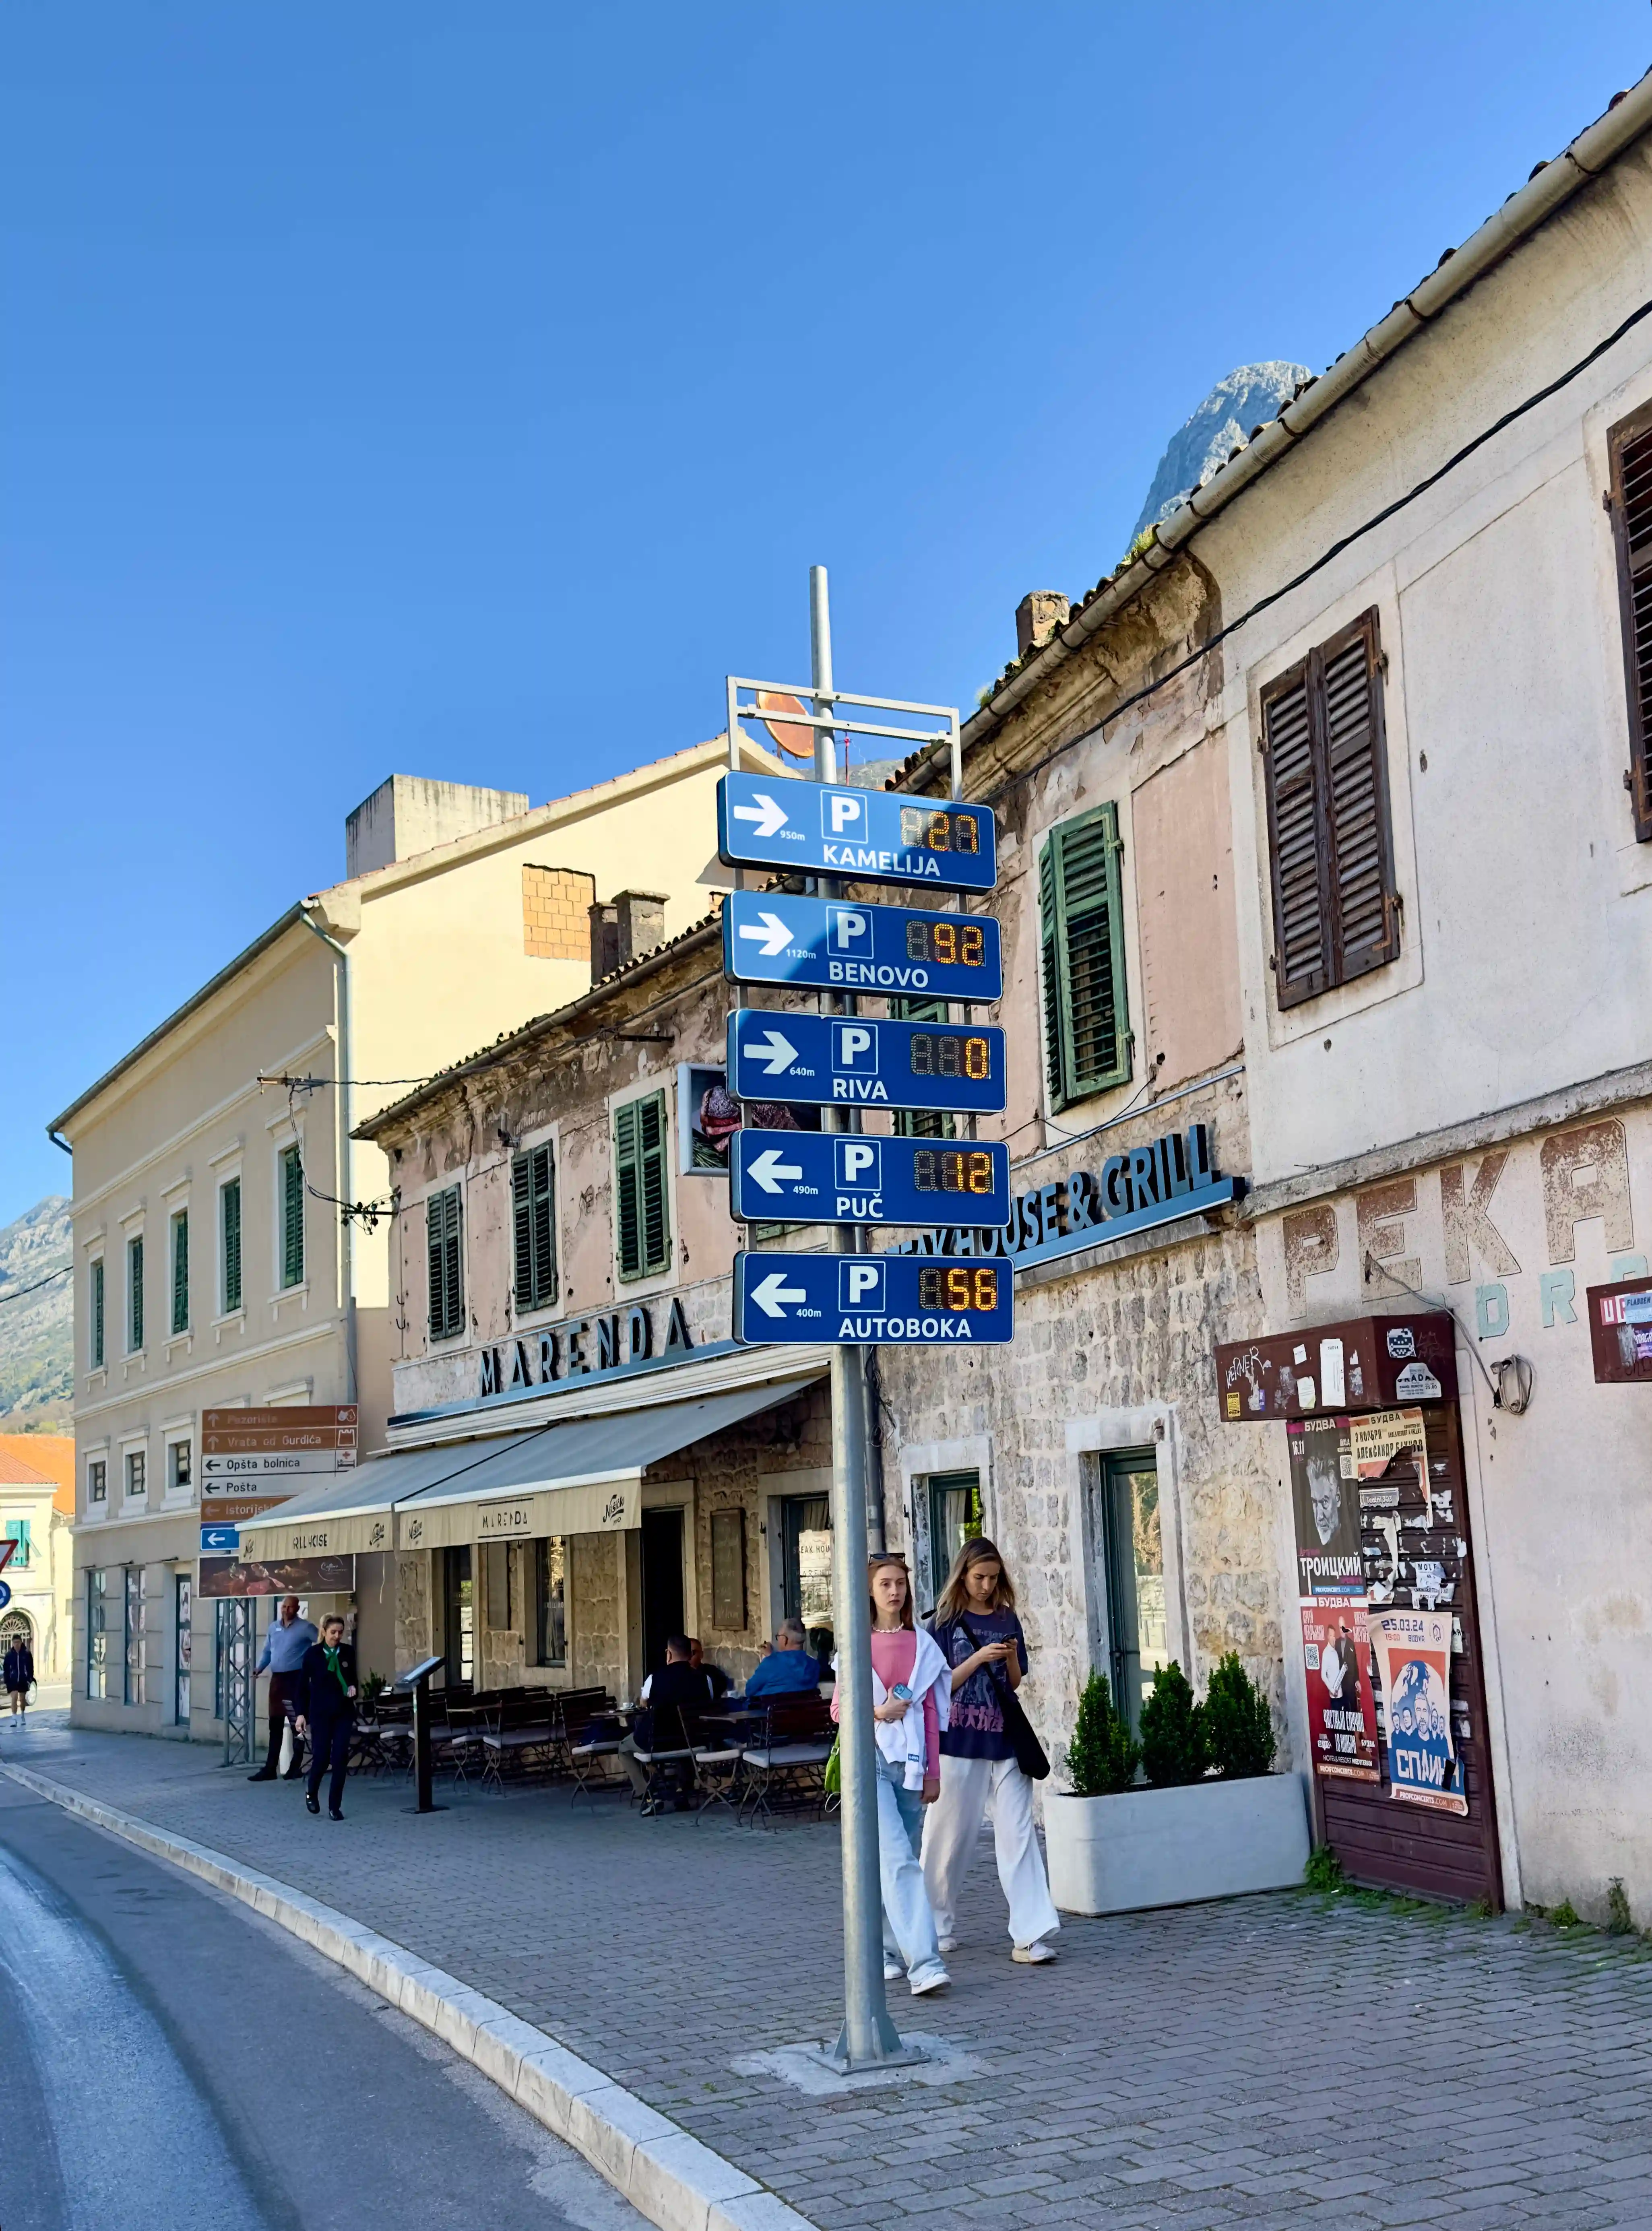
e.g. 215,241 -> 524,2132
755,690 -> 815,761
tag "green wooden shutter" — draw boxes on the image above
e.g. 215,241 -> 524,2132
91,1258 -> 105,1368
129,1236 -> 144,1351
892,996 -> 957,1140
427,1187 -> 464,1339
1039,804 -> 1132,1112
5,1520 -> 31,1570
281,1147 -> 305,1288
171,1211 -> 189,1335
512,1146 -> 557,1313
221,1179 -> 242,1314
615,1093 -> 670,1281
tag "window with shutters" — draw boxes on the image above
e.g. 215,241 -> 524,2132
170,1210 -> 190,1335
127,1236 -> 145,1352
614,1091 -> 671,1282
279,1146 -> 305,1288
892,996 -> 958,1140
1609,402 -> 1652,840
427,1185 -> 465,1341
1039,803 -> 1132,1112
1261,608 -> 1400,1009
511,1145 -> 558,1315
220,1178 -> 242,1314
90,1257 -> 105,1368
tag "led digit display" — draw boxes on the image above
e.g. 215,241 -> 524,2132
912,1150 -> 996,1196
898,807 -> 981,855
902,918 -> 987,967
908,1032 -> 992,1080
918,1265 -> 1000,1312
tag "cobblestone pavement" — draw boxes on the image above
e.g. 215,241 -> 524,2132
7,1714 -> 1652,2231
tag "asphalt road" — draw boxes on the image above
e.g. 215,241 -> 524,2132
0,1776 -> 644,2231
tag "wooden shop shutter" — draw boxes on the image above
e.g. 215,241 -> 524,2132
171,1210 -> 189,1335
427,1185 -> 464,1341
511,1145 -> 557,1315
91,1257 -> 105,1367
221,1179 -> 242,1314
1039,802 -> 1132,1112
615,1091 -> 670,1281
1262,607 -> 1399,1008
1609,402 -> 1652,841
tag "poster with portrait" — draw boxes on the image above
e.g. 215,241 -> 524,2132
1367,1607 -> 1466,1815
1287,1416 -> 1363,1596
1300,1601 -> 1380,1781
197,1554 -> 355,1599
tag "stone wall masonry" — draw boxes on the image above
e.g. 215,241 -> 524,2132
569,1532 -> 621,1695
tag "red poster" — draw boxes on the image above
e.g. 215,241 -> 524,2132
1300,1602 -> 1380,1781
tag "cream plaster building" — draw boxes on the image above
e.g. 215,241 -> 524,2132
50,741 -> 781,1739
0,1436 -> 76,1699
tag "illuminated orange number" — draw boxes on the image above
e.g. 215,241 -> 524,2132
967,1153 -> 991,1195
932,920 -> 956,964
961,924 -> 983,966
973,1267 -> 997,1310
928,812 -> 950,850
946,1267 -> 971,1311
964,1036 -> 989,1080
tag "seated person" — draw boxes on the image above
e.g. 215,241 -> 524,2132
622,1635 -> 710,1800
690,1637 -> 734,1699
742,1617 -> 826,1700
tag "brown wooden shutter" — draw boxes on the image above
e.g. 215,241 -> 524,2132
1609,402 -> 1652,841
1262,607 -> 1397,1006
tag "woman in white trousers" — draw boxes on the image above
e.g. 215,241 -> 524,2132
922,1537 -> 1061,1964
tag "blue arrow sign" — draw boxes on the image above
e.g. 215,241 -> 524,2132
0,1581 -> 11,1611
722,891 -> 1003,1002
717,771 -> 997,893
201,1524 -> 241,1554
734,1251 -> 1014,1346
728,1010 -> 1007,1114
732,1129 -> 1012,1228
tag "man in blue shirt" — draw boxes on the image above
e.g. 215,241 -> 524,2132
249,1595 -> 318,1782
743,1618 -> 824,1700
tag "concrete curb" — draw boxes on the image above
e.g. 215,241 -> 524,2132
2,1760 -> 813,2231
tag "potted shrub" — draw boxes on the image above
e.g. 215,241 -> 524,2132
1044,1655 -> 1308,1917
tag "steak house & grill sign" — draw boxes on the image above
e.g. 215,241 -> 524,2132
888,1122 -> 1244,1272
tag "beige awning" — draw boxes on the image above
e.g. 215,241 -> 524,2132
238,1373 -> 823,1560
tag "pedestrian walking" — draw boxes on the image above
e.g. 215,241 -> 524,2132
4,1635 -> 35,1719
248,1595 -> 317,1782
833,1554 -> 950,1997
922,1538 -> 1061,1965
293,1616 -> 357,1821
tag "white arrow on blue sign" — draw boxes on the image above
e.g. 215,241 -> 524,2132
721,890 -> 1003,1002
200,1524 -> 242,1554
726,1009 -> 1007,1114
717,771 -> 997,893
732,1128 -> 1012,1228
733,1250 -> 1014,1346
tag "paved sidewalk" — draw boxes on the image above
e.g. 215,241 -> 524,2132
6,1716 -> 1652,2231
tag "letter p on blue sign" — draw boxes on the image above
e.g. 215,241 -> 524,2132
839,1260 -> 884,1310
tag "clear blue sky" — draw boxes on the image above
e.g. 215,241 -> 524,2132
4,4 -> 1648,1225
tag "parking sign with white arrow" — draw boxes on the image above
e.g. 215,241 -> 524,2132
733,1251 -> 1015,1346
732,1128 -> 1012,1228
717,770 -> 997,892
727,1009 -> 1007,1114
722,890 -> 1003,1001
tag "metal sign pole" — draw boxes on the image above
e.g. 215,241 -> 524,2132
811,566 -> 905,2069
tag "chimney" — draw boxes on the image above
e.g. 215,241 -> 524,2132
590,890 -> 669,980
1015,592 -> 1071,661
345,776 -> 530,879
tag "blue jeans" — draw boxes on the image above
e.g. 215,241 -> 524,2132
876,1757 -> 946,1985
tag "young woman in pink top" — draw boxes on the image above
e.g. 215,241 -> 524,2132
833,1554 -> 951,1995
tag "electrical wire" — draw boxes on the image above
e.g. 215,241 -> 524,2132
1360,1253 -> 1532,1414
0,1265 -> 71,1308
954,289 -> 1652,795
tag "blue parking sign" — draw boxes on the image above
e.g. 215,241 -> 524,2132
717,771 -> 997,893
734,1250 -> 1014,1346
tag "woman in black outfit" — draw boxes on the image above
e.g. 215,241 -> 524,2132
293,1615 -> 357,1820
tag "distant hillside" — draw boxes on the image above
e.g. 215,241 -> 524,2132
0,1197 -> 73,1430
1131,361 -> 1312,541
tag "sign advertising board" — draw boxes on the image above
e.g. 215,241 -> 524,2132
197,1554 -> 356,1600
727,1009 -> 1007,1115
721,890 -> 1003,1002
1587,1275 -> 1652,1383
731,1129 -> 1012,1229
717,770 -> 997,892
733,1250 -> 1014,1346
1286,1416 -> 1364,1597
1214,1315 -> 1457,1422
1300,1600 -> 1381,1783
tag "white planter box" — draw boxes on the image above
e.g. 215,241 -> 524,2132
1045,1773 -> 1310,1915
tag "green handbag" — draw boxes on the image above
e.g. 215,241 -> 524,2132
823,1733 -> 841,1795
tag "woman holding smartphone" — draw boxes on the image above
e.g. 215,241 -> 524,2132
923,1537 -> 1061,1965
832,1554 -> 951,1996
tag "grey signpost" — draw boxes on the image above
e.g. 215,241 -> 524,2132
720,570 -> 1008,2071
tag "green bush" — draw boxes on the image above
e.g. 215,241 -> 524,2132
1303,1845 -> 1344,1893
1551,1898 -> 1581,1928
1608,1878 -> 1633,1935
1139,1660 -> 1208,1787
1063,1670 -> 1140,1796
1202,1653 -> 1276,1779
